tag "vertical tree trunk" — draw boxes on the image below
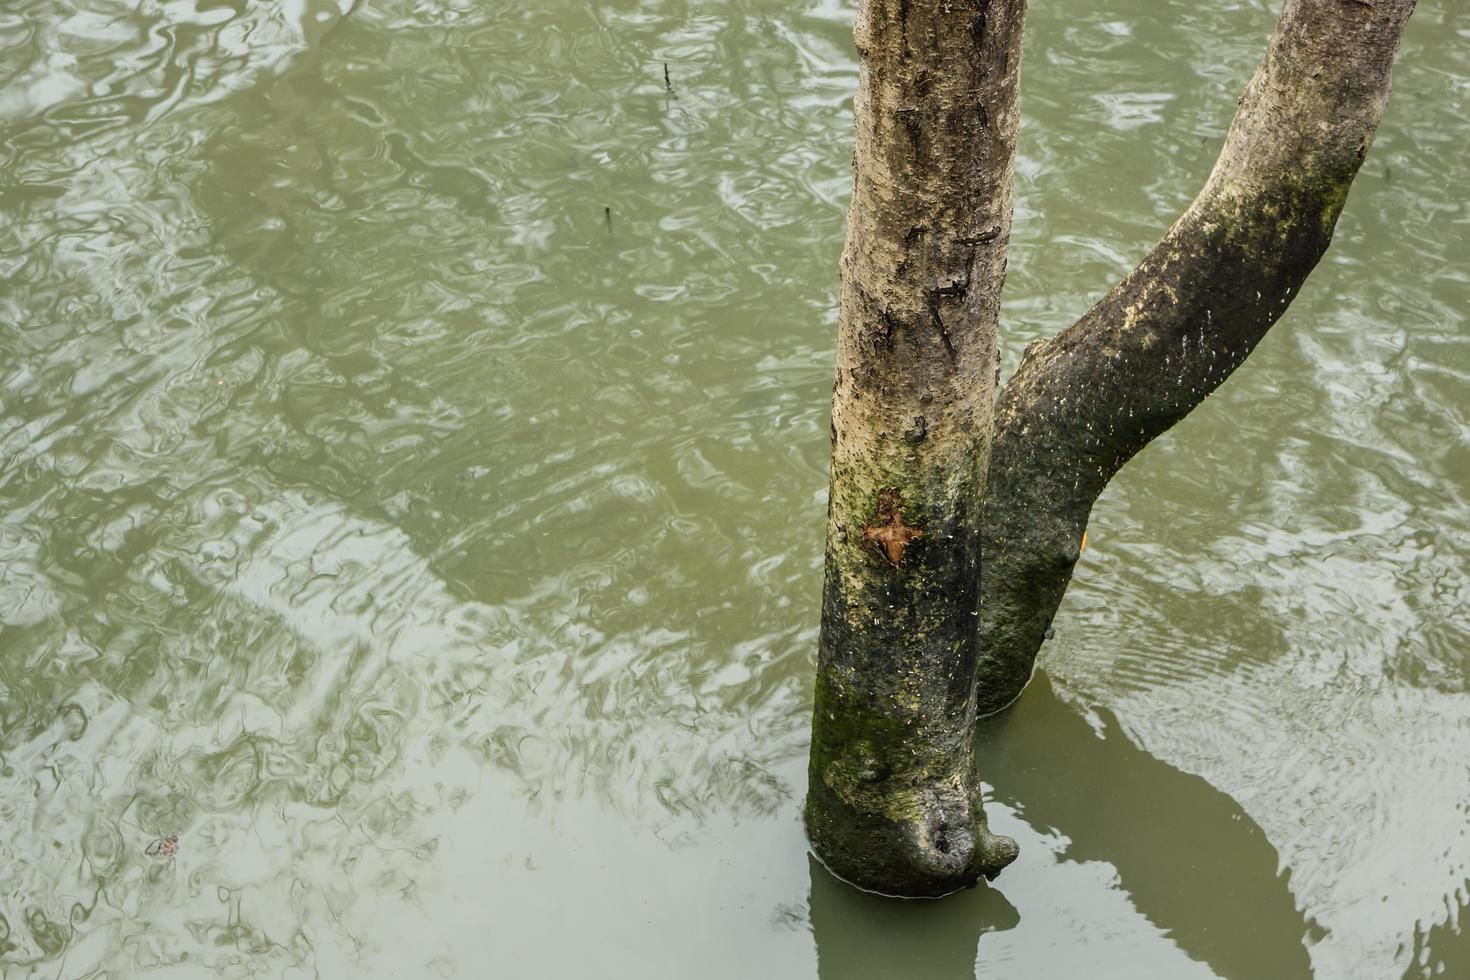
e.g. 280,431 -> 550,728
806,0 -> 1027,896
975,0 -> 1416,715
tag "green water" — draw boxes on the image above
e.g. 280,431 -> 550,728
1,0 -> 1466,976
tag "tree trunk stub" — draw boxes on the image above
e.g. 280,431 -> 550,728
807,0 -> 1028,896
976,0 -> 1417,715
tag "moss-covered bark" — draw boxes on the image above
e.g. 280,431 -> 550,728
975,0 -> 1417,714
811,0 -> 1415,894
806,0 -> 1028,896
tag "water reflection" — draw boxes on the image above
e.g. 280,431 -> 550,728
807,855 -> 1019,979
0,0 -> 1467,975
979,672 -> 1314,980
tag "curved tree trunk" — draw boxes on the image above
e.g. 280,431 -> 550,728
806,0 -> 1027,896
975,0 -> 1417,714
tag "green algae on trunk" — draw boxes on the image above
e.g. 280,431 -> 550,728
806,0 -> 1027,895
976,0 -> 1417,715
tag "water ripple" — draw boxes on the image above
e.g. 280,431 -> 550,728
1,0 -> 1467,976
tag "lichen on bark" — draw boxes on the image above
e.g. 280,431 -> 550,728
808,0 -> 1415,897
806,0 -> 1028,897
975,0 -> 1417,715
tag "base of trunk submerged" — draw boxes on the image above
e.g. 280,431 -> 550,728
805,503 -> 1018,897
805,754 -> 1018,897
806,0 -> 1028,901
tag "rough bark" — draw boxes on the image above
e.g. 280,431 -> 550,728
975,0 -> 1417,714
806,0 -> 1028,896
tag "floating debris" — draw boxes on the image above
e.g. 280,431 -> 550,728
145,834 -> 179,857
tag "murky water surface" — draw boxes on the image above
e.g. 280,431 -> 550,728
1,0 -> 1466,976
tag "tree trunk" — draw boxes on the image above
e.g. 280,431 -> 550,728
975,0 -> 1416,715
806,0 -> 1027,896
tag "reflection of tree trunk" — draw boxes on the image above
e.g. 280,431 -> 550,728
805,0 -> 1028,896
976,672 -> 1315,980
976,0 -> 1418,714
806,854 -> 1018,980
1407,901 -> 1470,980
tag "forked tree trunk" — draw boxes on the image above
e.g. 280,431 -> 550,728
976,0 -> 1417,714
805,0 -> 1028,896
809,0 -> 1415,897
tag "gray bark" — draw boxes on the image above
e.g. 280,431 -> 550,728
976,0 -> 1417,714
806,0 -> 1028,896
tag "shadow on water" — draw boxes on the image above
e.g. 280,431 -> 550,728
807,854 -> 1020,979
975,671 -> 1316,980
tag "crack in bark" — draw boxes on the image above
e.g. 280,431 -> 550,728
877,309 -> 900,351
960,227 -> 1000,246
970,8 -> 987,50
926,298 -> 959,364
929,269 -> 971,365
896,106 -> 922,148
